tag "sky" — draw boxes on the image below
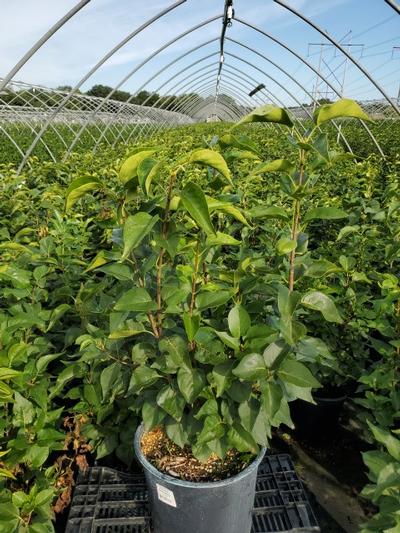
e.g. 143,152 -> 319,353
0,0 -> 399,107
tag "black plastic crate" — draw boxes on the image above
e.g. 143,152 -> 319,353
66,454 -> 320,533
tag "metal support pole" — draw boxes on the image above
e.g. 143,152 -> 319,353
97,39 -> 221,148
107,52 -> 221,148
64,15 -> 221,159
385,0 -> 400,14
15,1 -> 192,173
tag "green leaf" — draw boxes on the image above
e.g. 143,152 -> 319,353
47,304 -> 70,332
337,225 -> 359,241
261,382 -> 283,419
12,490 -> 29,508
129,366 -> 160,393
195,399 -> 218,419
304,207 -> 347,222
272,397 -> 294,428
207,198 -> 249,226
215,331 -> 240,351
96,435 -> 118,459
367,421 -> 400,461
277,237 -> 297,255
100,363 -> 124,400
311,133 -> 330,161
36,353 -> 63,374
362,450 -> 392,482
206,232 -> 240,247
212,361 -> 234,397
114,287 -> 157,312
197,415 -> 225,445
0,368 -> 21,380
186,149 -> 231,183
296,232 -> 308,254
278,285 -> 300,320
233,353 -> 267,381
238,399 -> 258,432
65,176 -> 102,211
85,250 -> 114,272
137,157 -> 158,193
0,503 -> 19,531
35,489 -> 54,507
227,422 -> 259,454
296,337 -> 334,364
28,519 -> 55,533
0,467 -> 16,480
228,305 -> 251,339
252,405 -> 270,446
165,418 -> 188,448
177,367 -> 205,404
26,445 -> 50,468
314,98 -> 371,125
97,263 -> 133,281
109,320 -> 147,339
157,386 -> 185,421
159,335 -> 188,366
305,259 -> 340,278
249,205 -> 289,220
183,312 -> 200,342
181,182 -> 215,235
301,291 -> 343,323
121,213 -> 158,260
142,401 -> 166,431
227,381 -> 252,402
263,340 -> 290,369
191,441 -> 212,462
119,149 -> 157,184
218,133 -> 261,156
131,343 -> 154,364
13,392 -> 35,426
235,105 -> 293,127
277,359 -> 320,388
253,159 -> 294,175
196,290 -> 231,310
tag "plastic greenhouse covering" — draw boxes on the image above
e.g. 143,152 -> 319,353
0,0 -> 399,171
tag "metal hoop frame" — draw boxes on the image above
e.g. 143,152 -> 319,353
1,0 -> 398,171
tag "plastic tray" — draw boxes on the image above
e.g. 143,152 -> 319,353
66,453 -> 320,533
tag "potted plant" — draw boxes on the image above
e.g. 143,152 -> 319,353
220,99 -> 372,440
69,110 -> 326,533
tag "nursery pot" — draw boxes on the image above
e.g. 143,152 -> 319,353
134,425 -> 265,533
291,387 -> 347,440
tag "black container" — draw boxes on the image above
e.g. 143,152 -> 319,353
134,425 -> 266,533
291,388 -> 347,440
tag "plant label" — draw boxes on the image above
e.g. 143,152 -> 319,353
156,483 -> 177,507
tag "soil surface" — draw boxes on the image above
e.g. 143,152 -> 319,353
141,425 -> 250,482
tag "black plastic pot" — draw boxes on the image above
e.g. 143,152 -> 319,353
134,425 -> 266,533
291,388 -> 347,440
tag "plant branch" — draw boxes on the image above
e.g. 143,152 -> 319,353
155,169 -> 178,336
288,149 -> 305,292
189,239 -> 201,316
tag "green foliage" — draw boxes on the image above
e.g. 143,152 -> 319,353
0,101 -> 398,527
314,98 -> 371,125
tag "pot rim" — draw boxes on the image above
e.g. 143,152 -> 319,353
314,394 -> 347,403
134,424 -> 266,489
